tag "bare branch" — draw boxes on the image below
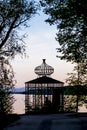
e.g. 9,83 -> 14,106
0,15 -> 19,49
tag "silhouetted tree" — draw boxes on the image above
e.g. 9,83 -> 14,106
41,0 -> 87,112
0,57 -> 16,114
0,0 -> 37,58
66,62 -> 87,86
0,0 -> 38,114
65,62 -> 87,112
41,0 -> 87,63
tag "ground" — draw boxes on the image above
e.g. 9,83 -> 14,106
0,114 -> 20,130
3,113 -> 87,130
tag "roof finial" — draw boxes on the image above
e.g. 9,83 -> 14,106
34,59 -> 54,77
43,59 -> 46,63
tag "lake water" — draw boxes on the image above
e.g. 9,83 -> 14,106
13,94 -> 25,114
13,94 -> 87,114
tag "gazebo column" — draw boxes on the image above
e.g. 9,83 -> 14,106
35,83 -> 36,109
61,89 -> 64,111
43,87 -> 45,103
48,84 -> 52,102
52,88 -> 61,112
25,83 -> 30,113
47,83 -> 48,99
51,87 -> 53,102
32,84 -> 35,110
40,85 -> 43,108
49,87 -> 52,102
37,86 -> 40,108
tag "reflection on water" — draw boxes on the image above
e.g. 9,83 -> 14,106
13,94 -> 25,114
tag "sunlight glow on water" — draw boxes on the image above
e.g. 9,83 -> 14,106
13,94 -> 25,114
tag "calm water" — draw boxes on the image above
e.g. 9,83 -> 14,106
13,94 -> 25,114
13,94 -> 87,114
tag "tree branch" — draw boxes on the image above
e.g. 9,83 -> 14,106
13,17 -> 30,28
0,15 -> 19,49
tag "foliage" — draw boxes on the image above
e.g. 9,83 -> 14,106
41,0 -> 87,63
64,86 -> 85,112
64,95 -> 76,112
0,0 -> 37,58
0,57 -> 15,114
66,62 -> 87,86
66,61 -> 87,95
64,95 -> 87,112
41,0 -> 87,112
65,85 -> 87,96
65,62 -> 87,112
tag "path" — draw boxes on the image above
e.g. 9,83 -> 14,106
4,113 -> 87,130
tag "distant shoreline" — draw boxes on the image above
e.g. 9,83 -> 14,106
12,92 -> 25,94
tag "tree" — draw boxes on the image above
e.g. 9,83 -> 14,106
65,62 -> 87,112
0,0 -> 37,58
0,57 -> 16,114
66,62 -> 87,86
41,0 -> 87,112
41,0 -> 87,62
0,0 -> 38,114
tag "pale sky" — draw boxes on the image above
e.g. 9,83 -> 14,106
11,11 -> 74,88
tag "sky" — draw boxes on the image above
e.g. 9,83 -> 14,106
11,11 -> 74,88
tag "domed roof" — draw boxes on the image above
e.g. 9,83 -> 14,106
34,59 -> 54,76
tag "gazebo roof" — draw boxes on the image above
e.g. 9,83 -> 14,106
34,59 -> 54,76
25,76 -> 64,84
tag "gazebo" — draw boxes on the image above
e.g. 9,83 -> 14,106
25,59 -> 64,113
